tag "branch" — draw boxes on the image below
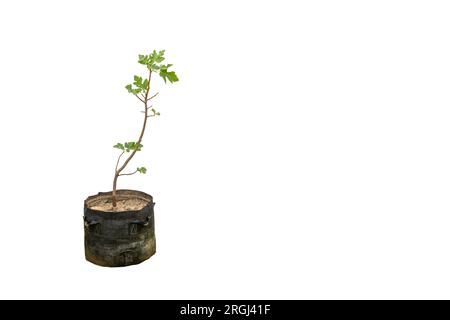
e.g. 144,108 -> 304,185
119,169 -> 138,176
147,92 -> 159,101
115,151 -> 125,172
134,94 -> 145,103
140,105 -> 153,113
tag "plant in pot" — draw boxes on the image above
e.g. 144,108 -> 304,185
83,50 -> 178,267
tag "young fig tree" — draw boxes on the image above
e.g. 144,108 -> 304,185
112,50 -> 178,208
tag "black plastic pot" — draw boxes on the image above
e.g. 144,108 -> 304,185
83,189 -> 156,267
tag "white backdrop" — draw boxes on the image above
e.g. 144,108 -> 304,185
1,0 -> 450,299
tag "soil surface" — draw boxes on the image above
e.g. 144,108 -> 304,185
89,197 -> 149,212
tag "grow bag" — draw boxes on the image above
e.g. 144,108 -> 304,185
83,189 -> 156,267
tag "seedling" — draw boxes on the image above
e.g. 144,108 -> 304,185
111,50 -> 178,207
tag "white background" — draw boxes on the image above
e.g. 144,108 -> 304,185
0,0 -> 450,299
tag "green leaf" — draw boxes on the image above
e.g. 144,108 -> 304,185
150,49 -> 165,63
123,141 -> 143,152
160,70 -> 179,83
125,84 -> 142,95
150,108 -> 160,116
138,54 -> 149,65
159,64 -> 179,83
156,50 -> 165,63
167,71 -> 178,83
139,50 -> 165,70
113,143 -> 125,150
133,75 -> 147,90
125,141 -> 133,152
137,167 -> 147,174
133,75 -> 142,83
135,143 -> 143,151
150,64 -> 160,71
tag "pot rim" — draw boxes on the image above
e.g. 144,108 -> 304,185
84,189 -> 154,216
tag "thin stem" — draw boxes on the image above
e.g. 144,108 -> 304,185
140,105 -> 153,113
112,173 -> 118,207
147,92 -> 159,101
119,169 -> 138,176
135,94 -> 145,103
115,151 -> 125,172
